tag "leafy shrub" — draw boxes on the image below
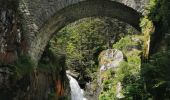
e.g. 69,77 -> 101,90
100,35 -> 143,99
142,50 -> 170,99
15,56 -> 34,79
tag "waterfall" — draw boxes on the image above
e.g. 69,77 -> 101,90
67,74 -> 87,100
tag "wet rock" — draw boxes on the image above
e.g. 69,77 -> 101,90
66,70 -> 79,78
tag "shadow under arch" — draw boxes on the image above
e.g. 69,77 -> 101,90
29,0 -> 142,63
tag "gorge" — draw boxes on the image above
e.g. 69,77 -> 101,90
0,0 -> 170,100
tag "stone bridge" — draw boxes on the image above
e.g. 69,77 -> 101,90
18,0 -> 148,64
0,0 -> 150,99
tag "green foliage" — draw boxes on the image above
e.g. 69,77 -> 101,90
140,16 -> 154,59
38,48 -> 69,99
48,17 -> 138,99
48,92 -> 58,100
139,0 -> 170,99
142,50 -> 170,99
15,56 -> 34,79
146,0 -> 170,41
99,69 -> 115,100
100,35 -> 144,99
49,17 -> 134,84
38,48 -> 66,76
113,36 -> 134,50
148,0 -> 170,50
112,35 -> 141,52
147,0 -> 170,26
115,57 -> 143,99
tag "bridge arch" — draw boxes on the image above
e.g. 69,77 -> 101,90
19,0 -> 145,63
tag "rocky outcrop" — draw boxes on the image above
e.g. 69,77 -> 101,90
99,49 -> 124,72
0,2 -> 22,99
82,49 -> 124,100
99,49 -> 124,99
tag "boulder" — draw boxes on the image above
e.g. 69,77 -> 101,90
99,49 -> 124,72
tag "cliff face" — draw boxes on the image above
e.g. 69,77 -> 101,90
0,1 -> 20,99
0,1 -> 71,100
0,6 -> 20,64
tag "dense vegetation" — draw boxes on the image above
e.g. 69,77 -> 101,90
42,0 -> 170,99
141,0 -> 170,99
100,0 -> 170,99
99,35 -> 144,100
48,17 -> 136,88
0,0 -> 170,99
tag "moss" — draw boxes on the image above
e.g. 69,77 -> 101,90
38,48 -> 71,99
140,16 -> 155,59
14,56 -> 35,79
38,47 -> 66,72
113,35 -> 143,53
113,36 -> 136,50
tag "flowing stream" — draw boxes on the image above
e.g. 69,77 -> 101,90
67,74 -> 87,100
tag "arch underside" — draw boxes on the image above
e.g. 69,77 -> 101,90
28,0 -> 142,63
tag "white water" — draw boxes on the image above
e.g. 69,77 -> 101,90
67,74 -> 87,100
